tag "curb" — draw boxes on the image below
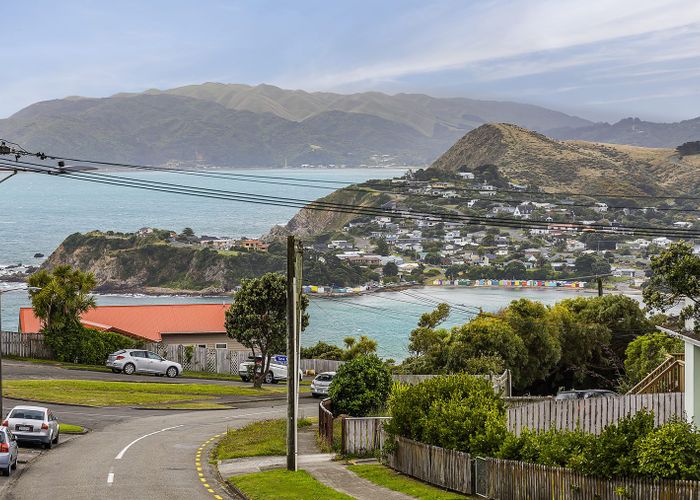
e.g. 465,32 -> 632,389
5,397 -> 98,409
212,442 -> 248,500
132,406 -> 238,411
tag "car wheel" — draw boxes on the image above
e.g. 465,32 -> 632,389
111,368 -> 121,373
240,376 -> 250,382
264,371 -> 274,384
2,466 -> 10,476
44,439 -> 52,450
166,366 -> 178,378
52,432 -> 59,444
311,393 -> 320,398
123,363 -> 136,375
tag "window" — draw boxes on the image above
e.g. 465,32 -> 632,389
130,351 -> 146,358
10,409 -> 45,420
215,343 -> 227,349
197,344 -> 206,349
146,352 -> 162,360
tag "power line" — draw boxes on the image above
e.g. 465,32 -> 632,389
2,158 -> 698,239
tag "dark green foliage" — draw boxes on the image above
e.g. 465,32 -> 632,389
45,326 -> 141,365
384,374 -> 507,456
643,242 -> 700,335
328,355 -> 392,417
301,341 -> 344,360
574,254 -> 612,276
301,336 -> 378,361
498,429 -> 594,468
624,333 -> 684,387
636,419 -> 700,480
677,140 -> 700,156
225,273 -> 309,387
382,261 -> 398,277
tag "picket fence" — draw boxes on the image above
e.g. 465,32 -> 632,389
387,436 -> 473,495
318,398 -> 334,448
507,392 -> 684,436
342,416 -> 390,455
300,358 -> 343,373
482,458 -> 700,500
0,331 -> 52,359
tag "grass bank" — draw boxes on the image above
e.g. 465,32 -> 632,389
3,379 -> 285,407
347,464 -> 470,499
215,418 -> 312,461
58,423 -> 85,434
230,469 -> 352,500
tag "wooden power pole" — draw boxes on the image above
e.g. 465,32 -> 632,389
286,235 -> 303,471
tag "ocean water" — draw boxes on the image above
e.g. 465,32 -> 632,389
0,166 -> 596,360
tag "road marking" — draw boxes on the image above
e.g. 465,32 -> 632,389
107,472 -> 114,484
115,425 -> 184,459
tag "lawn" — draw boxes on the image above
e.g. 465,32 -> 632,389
215,418 -> 312,461
58,423 -> 85,434
3,379 -> 285,407
347,464 -> 470,499
230,469 -> 353,500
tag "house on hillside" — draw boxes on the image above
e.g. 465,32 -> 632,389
19,304 -> 245,350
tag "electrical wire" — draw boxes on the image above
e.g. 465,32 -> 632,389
2,158 -> 697,239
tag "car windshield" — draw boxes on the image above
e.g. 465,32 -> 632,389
10,409 -> 45,420
555,392 -> 580,400
315,374 -> 333,382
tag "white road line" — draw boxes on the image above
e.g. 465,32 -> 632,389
115,425 -> 184,460
107,472 -> 114,484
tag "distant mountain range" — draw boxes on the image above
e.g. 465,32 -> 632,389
0,83 -> 697,167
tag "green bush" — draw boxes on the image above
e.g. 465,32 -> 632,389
636,419 -> 700,480
328,355 -> 392,417
45,326 -> 141,365
624,333 -> 684,386
384,374 -> 507,456
575,410 -> 654,478
498,428 -> 593,468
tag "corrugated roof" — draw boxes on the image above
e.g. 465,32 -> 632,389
19,303 -> 230,342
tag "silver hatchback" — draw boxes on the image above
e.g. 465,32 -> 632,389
3,405 -> 59,449
107,349 -> 182,378
310,372 -> 336,398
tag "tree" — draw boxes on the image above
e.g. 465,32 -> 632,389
643,242 -> 700,334
502,260 -> 526,278
328,354 -> 392,416
28,265 -> 97,333
624,332 -> 684,386
374,238 -> 390,256
574,254 -> 611,276
342,335 -> 378,360
382,261 -> 399,277
225,272 -> 309,387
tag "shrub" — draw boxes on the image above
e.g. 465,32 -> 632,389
498,429 -> 593,468
575,410 -> 654,478
384,374 -> 507,456
636,419 -> 700,480
624,333 -> 684,387
46,325 -> 141,365
328,354 -> 392,417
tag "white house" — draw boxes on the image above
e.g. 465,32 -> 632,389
652,237 -> 672,248
458,172 -> 475,180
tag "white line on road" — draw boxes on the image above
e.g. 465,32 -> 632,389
107,472 -> 114,484
115,425 -> 184,460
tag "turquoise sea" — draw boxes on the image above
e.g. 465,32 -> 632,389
0,167 -> 589,359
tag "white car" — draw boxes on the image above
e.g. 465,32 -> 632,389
239,355 -> 303,384
3,405 -> 59,449
310,372 -> 336,398
107,349 -> 182,378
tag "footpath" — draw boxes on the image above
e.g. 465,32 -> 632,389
218,425 -> 412,500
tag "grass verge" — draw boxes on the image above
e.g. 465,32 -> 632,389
347,464 -> 470,499
58,423 -> 85,434
3,379 -> 285,407
140,402 -> 234,410
230,469 -> 353,500
215,418 -> 312,461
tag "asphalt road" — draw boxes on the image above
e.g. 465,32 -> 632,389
1,360 -> 317,499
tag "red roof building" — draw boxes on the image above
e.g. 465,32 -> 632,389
19,304 -> 245,350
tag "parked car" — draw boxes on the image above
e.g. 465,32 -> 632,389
238,355 -> 303,384
3,405 -> 59,449
0,427 -> 18,476
107,349 -> 182,378
555,389 -> 618,400
310,372 -> 336,398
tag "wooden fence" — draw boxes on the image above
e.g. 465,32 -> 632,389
0,331 -> 52,359
483,457 -> 700,500
145,343 -> 250,374
318,398 -> 334,448
628,353 -> 685,394
387,436 -> 473,495
507,392 -> 685,436
341,416 -> 390,455
300,358 -> 344,373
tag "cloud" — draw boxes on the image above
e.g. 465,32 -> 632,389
290,0 -> 700,88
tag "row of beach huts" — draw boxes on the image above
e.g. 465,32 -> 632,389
430,278 -> 588,288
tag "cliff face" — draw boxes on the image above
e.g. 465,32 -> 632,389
44,232 -> 285,293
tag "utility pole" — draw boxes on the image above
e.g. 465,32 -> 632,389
597,276 -> 603,297
286,235 -> 303,471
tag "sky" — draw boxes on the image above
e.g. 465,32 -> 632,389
2,0 -> 700,122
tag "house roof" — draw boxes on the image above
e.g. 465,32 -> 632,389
19,303 -> 230,342
657,326 -> 700,349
